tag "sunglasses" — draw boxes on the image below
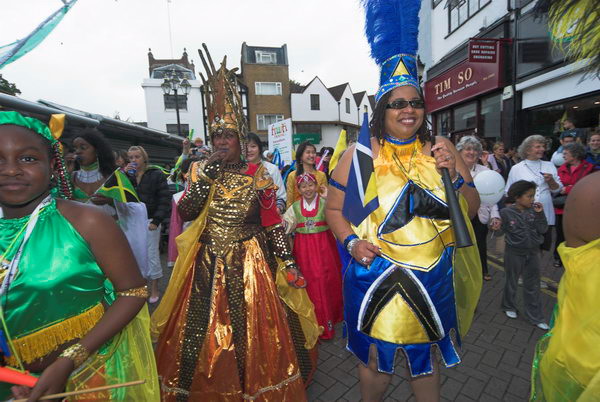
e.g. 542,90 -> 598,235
385,99 -> 425,110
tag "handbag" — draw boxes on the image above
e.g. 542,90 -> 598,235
552,195 -> 567,208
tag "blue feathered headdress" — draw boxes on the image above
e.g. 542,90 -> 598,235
362,0 -> 422,103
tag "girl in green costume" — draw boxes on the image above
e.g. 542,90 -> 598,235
0,111 -> 159,400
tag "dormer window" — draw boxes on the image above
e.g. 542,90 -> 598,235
255,51 -> 277,64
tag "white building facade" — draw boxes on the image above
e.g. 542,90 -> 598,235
142,51 -> 207,141
291,77 -> 373,149
420,0 -> 600,147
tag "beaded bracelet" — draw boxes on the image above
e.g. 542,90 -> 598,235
452,173 -> 465,191
59,343 -> 90,369
116,285 -> 149,298
343,234 -> 359,249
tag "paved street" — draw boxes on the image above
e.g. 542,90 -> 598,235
307,234 -> 561,401
154,233 -> 562,401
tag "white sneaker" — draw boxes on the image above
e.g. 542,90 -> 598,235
536,322 -> 550,330
518,278 -> 523,286
505,311 -> 517,319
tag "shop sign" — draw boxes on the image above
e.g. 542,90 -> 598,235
468,39 -> 498,63
424,43 -> 503,114
268,118 -> 293,165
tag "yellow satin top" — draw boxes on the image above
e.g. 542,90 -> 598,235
354,139 -> 453,271
353,138 -> 482,337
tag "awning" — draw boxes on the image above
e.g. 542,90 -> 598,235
293,132 -> 321,145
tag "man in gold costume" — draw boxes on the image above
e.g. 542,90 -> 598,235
151,45 -> 321,401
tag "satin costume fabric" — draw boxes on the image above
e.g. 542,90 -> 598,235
286,196 -> 343,340
151,162 -> 321,401
344,138 -> 482,377
530,238 -> 600,401
0,199 -> 159,400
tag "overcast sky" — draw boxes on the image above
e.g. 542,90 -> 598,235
1,0 -> 380,122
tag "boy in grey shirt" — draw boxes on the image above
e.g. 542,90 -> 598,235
500,180 -> 549,330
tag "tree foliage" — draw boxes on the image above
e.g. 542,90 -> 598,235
0,74 -> 21,96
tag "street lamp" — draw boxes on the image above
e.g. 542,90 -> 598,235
161,69 -> 192,137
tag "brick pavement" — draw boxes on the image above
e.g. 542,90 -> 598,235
307,233 -> 562,401
154,233 -> 562,401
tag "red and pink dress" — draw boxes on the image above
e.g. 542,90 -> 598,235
284,195 -> 343,339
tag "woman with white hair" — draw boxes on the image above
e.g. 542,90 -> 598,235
457,136 -> 501,281
505,135 -> 563,249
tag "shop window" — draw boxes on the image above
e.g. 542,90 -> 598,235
295,124 -> 322,136
481,93 -> 502,139
524,95 -> 600,141
448,0 -> 491,34
435,110 -> 452,137
454,101 -> 477,132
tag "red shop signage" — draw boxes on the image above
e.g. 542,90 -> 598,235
424,41 -> 504,114
468,39 -> 498,63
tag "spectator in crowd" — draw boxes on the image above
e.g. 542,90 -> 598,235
506,146 -> 520,164
263,150 -> 274,163
114,149 -> 129,170
126,145 -> 171,304
457,136 -> 501,281
562,118 -> 586,143
551,131 -> 577,166
316,146 -> 334,179
553,142 -> 594,266
488,142 -> 513,181
286,141 -> 327,208
585,129 -> 600,170
501,180 -> 549,330
72,129 -> 117,203
246,132 -> 287,213
505,135 -> 563,251
167,156 -> 198,267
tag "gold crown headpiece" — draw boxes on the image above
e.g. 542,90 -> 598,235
198,44 -> 248,153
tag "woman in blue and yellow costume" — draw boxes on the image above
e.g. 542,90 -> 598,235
326,1 -> 482,400
0,111 -> 159,400
151,46 -> 321,401
530,171 -> 600,401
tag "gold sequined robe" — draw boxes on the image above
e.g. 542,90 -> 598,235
152,161 -> 321,401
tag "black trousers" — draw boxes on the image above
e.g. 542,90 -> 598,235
554,215 -> 564,261
471,217 -> 488,276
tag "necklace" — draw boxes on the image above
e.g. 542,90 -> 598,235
76,166 -> 103,184
523,160 -> 545,184
385,134 -> 417,145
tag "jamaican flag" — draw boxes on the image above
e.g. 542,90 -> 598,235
96,169 -> 140,203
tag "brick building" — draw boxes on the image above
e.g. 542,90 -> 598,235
239,43 -> 292,141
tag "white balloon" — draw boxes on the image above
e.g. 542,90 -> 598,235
473,170 -> 506,205
551,152 -> 565,167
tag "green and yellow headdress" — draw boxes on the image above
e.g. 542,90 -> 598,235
0,111 -> 74,199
